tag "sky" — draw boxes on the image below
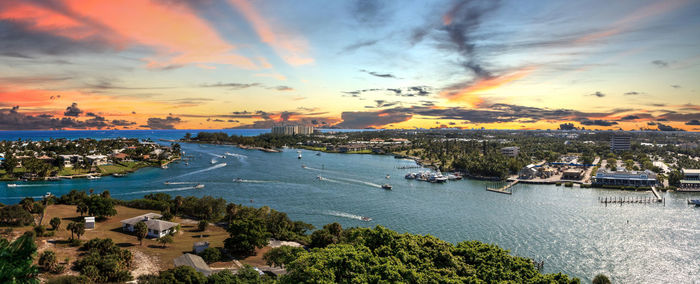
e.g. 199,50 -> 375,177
1,0 -> 699,131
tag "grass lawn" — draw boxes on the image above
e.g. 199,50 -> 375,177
346,149 -> 373,154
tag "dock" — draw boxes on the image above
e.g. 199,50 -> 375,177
599,196 -> 663,205
486,180 -> 518,195
650,186 -> 662,201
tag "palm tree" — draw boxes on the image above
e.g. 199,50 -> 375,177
76,202 -> 88,216
157,235 -> 173,248
135,221 -> 148,246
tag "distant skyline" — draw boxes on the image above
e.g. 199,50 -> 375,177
1,0 -> 699,131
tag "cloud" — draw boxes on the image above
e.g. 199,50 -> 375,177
339,39 -> 379,54
0,1 -> 259,69
343,86 -> 432,97
335,110 -> 412,129
589,91 -> 606,98
144,116 -> 181,129
579,119 -> 618,126
671,85 -> 681,89
201,82 -> 261,89
111,119 -> 136,126
651,60 -> 668,68
657,123 -> 682,131
686,119 -> 700,125
620,115 -> 640,120
360,69 -> 398,79
63,102 -> 82,117
624,91 -> 642,95
0,106 -> 126,130
272,86 -> 294,91
228,0 -> 312,65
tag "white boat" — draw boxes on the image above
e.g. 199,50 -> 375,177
161,165 -> 168,169
386,174 -> 390,179
87,175 -> 100,180
298,154 -> 302,159
316,175 -> 325,181
210,159 -> 217,164
7,184 -> 17,187
361,216 -> 372,222
234,178 -> 243,183
194,184 -> 205,189
405,173 -> 416,179
382,184 -> 392,190
164,181 -> 172,185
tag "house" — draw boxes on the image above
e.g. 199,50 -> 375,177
111,153 -> 129,161
680,169 -> 700,189
562,169 -> 584,180
84,217 -> 95,229
59,154 -> 83,168
85,154 -> 108,166
173,253 -> 213,276
594,169 -> 657,187
121,213 -> 179,238
193,241 -> 210,254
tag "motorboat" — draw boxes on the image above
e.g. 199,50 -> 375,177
194,184 -> 205,189
386,174 -> 390,179
316,175 -> 325,181
7,184 -> 17,187
46,176 -> 60,181
298,153 -> 302,159
301,164 -> 307,168
87,175 -> 100,180
316,153 -> 321,156
234,178 -> 243,183
361,216 -> 372,222
112,173 -> 126,177
161,165 -> 168,169
405,173 -> 416,179
381,184 -> 392,190
164,181 -> 172,185
210,159 -> 217,164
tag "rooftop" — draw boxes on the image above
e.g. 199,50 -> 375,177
682,169 -> 700,174
173,253 -> 212,276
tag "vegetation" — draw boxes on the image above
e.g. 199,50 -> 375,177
138,265 -> 274,284
135,221 -> 148,246
74,238 -> 133,283
66,222 -> 85,240
38,250 -> 58,273
198,247 -> 221,264
157,235 -> 174,248
224,218 -> 270,256
0,205 -> 34,226
49,217 -> 61,231
592,273 -> 611,284
0,232 -> 39,283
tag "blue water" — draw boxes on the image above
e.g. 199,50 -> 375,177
1,130 -> 698,283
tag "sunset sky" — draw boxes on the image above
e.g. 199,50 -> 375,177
1,0 -> 699,131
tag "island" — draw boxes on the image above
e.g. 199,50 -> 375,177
0,138 -> 180,181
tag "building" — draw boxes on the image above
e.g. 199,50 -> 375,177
680,169 -> 700,189
594,169 -> 657,187
59,154 -> 83,168
610,134 -> 631,152
85,154 -> 109,166
561,169 -> 584,180
500,146 -> 519,157
173,253 -> 213,276
121,213 -> 179,238
193,241 -> 210,254
519,164 -> 538,179
271,124 -> 314,135
84,217 -> 95,229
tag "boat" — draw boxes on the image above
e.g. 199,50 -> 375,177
316,153 -> 321,156
161,165 -> 168,169
46,176 -> 60,181
86,175 -> 100,180
690,199 -> 700,206
7,184 -> 17,187
164,181 -> 172,185
301,164 -> 307,168
234,178 -> 243,183
112,173 -> 126,177
194,184 -> 205,189
316,175 -> 325,181
361,216 -> 372,222
447,174 -> 462,180
298,154 -> 302,159
405,173 -> 416,179
386,174 -> 390,179
382,184 -> 392,190
210,159 -> 217,164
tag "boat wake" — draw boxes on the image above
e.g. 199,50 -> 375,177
164,181 -> 198,185
332,177 -> 382,188
235,179 -> 273,183
225,152 -> 248,159
115,186 -> 195,196
324,210 -> 371,221
6,184 -> 50,187
174,163 -> 227,179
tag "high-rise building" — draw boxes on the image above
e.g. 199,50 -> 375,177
271,124 -> 313,135
610,134 -> 631,151
500,146 -> 519,157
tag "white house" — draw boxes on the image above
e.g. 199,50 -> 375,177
120,213 -> 179,238
84,217 -> 95,229
85,154 -> 109,166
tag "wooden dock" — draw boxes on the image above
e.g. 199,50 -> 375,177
486,180 -> 518,195
599,196 -> 663,205
650,186 -> 662,201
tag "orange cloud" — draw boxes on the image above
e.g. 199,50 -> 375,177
442,67 -> 535,105
229,0 -> 313,66
1,0 -> 258,69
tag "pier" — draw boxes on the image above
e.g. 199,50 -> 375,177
650,186 -> 662,201
599,196 -> 664,206
486,180 -> 518,195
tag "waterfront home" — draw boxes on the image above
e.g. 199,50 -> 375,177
173,253 -> 213,276
593,169 -> 657,187
111,152 -> 129,161
59,154 -> 83,168
680,169 -> 700,189
120,213 -> 179,238
85,154 -> 109,166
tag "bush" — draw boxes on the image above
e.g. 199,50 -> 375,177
74,238 -> 133,283
198,247 -> 221,264
34,225 -> 46,237
69,239 -> 82,247
39,250 -> 57,272
46,275 -> 91,284
555,182 -> 562,186
0,205 -> 34,226
564,182 -> 573,187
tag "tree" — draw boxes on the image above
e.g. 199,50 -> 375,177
74,238 -> 133,283
38,250 -> 57,272
67,222 -> 85,240
157,235 -> 173,248
592,274 -> 611,284
76,202 -> 88,216
85,195 -> 116,219
668,170 -> 683,187
49,217 -> 61,231
0,232 -> 39,283
198,247 -> 221,264
224,218 -> 270,255
198,220 -> 208,232
135,221 -> 148,246
33,225 -> 46,237
263,246 -> 306,268
155,266 -> 207,284
0,205 -> 34,226
2,155 -> 18,174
